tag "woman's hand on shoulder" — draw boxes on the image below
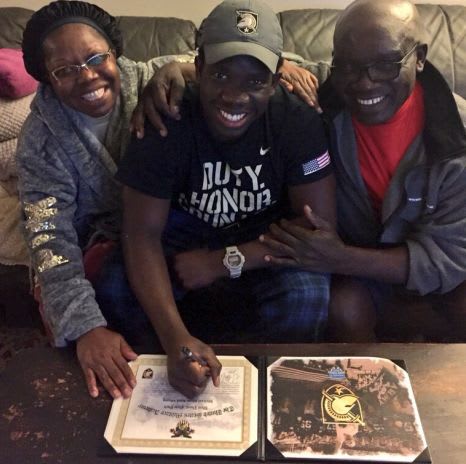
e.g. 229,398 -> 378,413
279,59 -> 322,113
76,326 -> 138,399
131,61 -> 193,139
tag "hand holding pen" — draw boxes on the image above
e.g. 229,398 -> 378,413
181,345 -> 208,367
181,343 -> 222,386
165,338 -> 222,398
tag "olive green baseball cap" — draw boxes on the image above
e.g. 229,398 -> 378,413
197,0 -> 283,73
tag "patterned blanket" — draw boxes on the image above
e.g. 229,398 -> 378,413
0,93 -> 34,266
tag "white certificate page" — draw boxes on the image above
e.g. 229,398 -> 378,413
105,355 -> 258,456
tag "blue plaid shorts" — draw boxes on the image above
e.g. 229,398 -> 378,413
94,210 -> 329,345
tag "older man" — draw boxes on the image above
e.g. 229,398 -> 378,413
263,0 -> 466,341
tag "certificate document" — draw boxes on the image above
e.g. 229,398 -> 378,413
104,355 -> 258,456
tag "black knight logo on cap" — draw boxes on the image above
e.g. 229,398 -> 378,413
198,0 -> 283,73
236,10 -> 258,35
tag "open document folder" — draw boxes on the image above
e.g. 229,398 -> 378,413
105,355 -> 430,463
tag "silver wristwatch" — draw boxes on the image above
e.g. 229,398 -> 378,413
222,246 -> 245,279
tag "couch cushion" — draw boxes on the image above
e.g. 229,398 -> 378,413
116,16 -> 196,62
0,7 -> 33,49
0,8 -> 196,63
421,4 -> 466,100
279,8 -> 339,65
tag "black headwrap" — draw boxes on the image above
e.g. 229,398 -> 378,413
22,0 -> 123,82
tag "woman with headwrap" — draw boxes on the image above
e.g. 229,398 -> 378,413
17,0 -> 176,400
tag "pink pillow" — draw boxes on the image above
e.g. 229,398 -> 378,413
0,48 -> 38,99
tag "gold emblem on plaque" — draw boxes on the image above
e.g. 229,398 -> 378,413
321,384 -> 365,426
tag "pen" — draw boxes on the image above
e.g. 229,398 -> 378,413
181,346 -> 208,367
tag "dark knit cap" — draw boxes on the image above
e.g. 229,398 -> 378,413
22,0 -> 123,82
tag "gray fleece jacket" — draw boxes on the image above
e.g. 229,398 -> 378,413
16,55 -> 189,346
321,62 -> 466,295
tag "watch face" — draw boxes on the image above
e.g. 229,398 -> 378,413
228,255 -> 242,267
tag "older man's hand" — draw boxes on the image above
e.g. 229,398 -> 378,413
261,205 -> 346,273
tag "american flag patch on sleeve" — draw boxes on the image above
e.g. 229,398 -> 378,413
302,151 -> 331,176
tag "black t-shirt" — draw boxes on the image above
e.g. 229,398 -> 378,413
117,85 -> 331,230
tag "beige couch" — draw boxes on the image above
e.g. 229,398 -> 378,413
0,4 -> 464,338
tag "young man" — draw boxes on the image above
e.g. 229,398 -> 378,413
115,0 -> 335,397
262,0 -> 466,341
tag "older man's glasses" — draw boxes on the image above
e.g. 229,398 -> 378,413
50,49 -> 112,82
331,43 -> 419,83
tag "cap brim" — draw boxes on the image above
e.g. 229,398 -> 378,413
204,41 -> 280,73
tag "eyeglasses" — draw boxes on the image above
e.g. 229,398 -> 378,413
49,49 -> 112,82
331,43 -> 419,83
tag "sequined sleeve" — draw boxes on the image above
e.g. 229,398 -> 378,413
16,104 -> 108,346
